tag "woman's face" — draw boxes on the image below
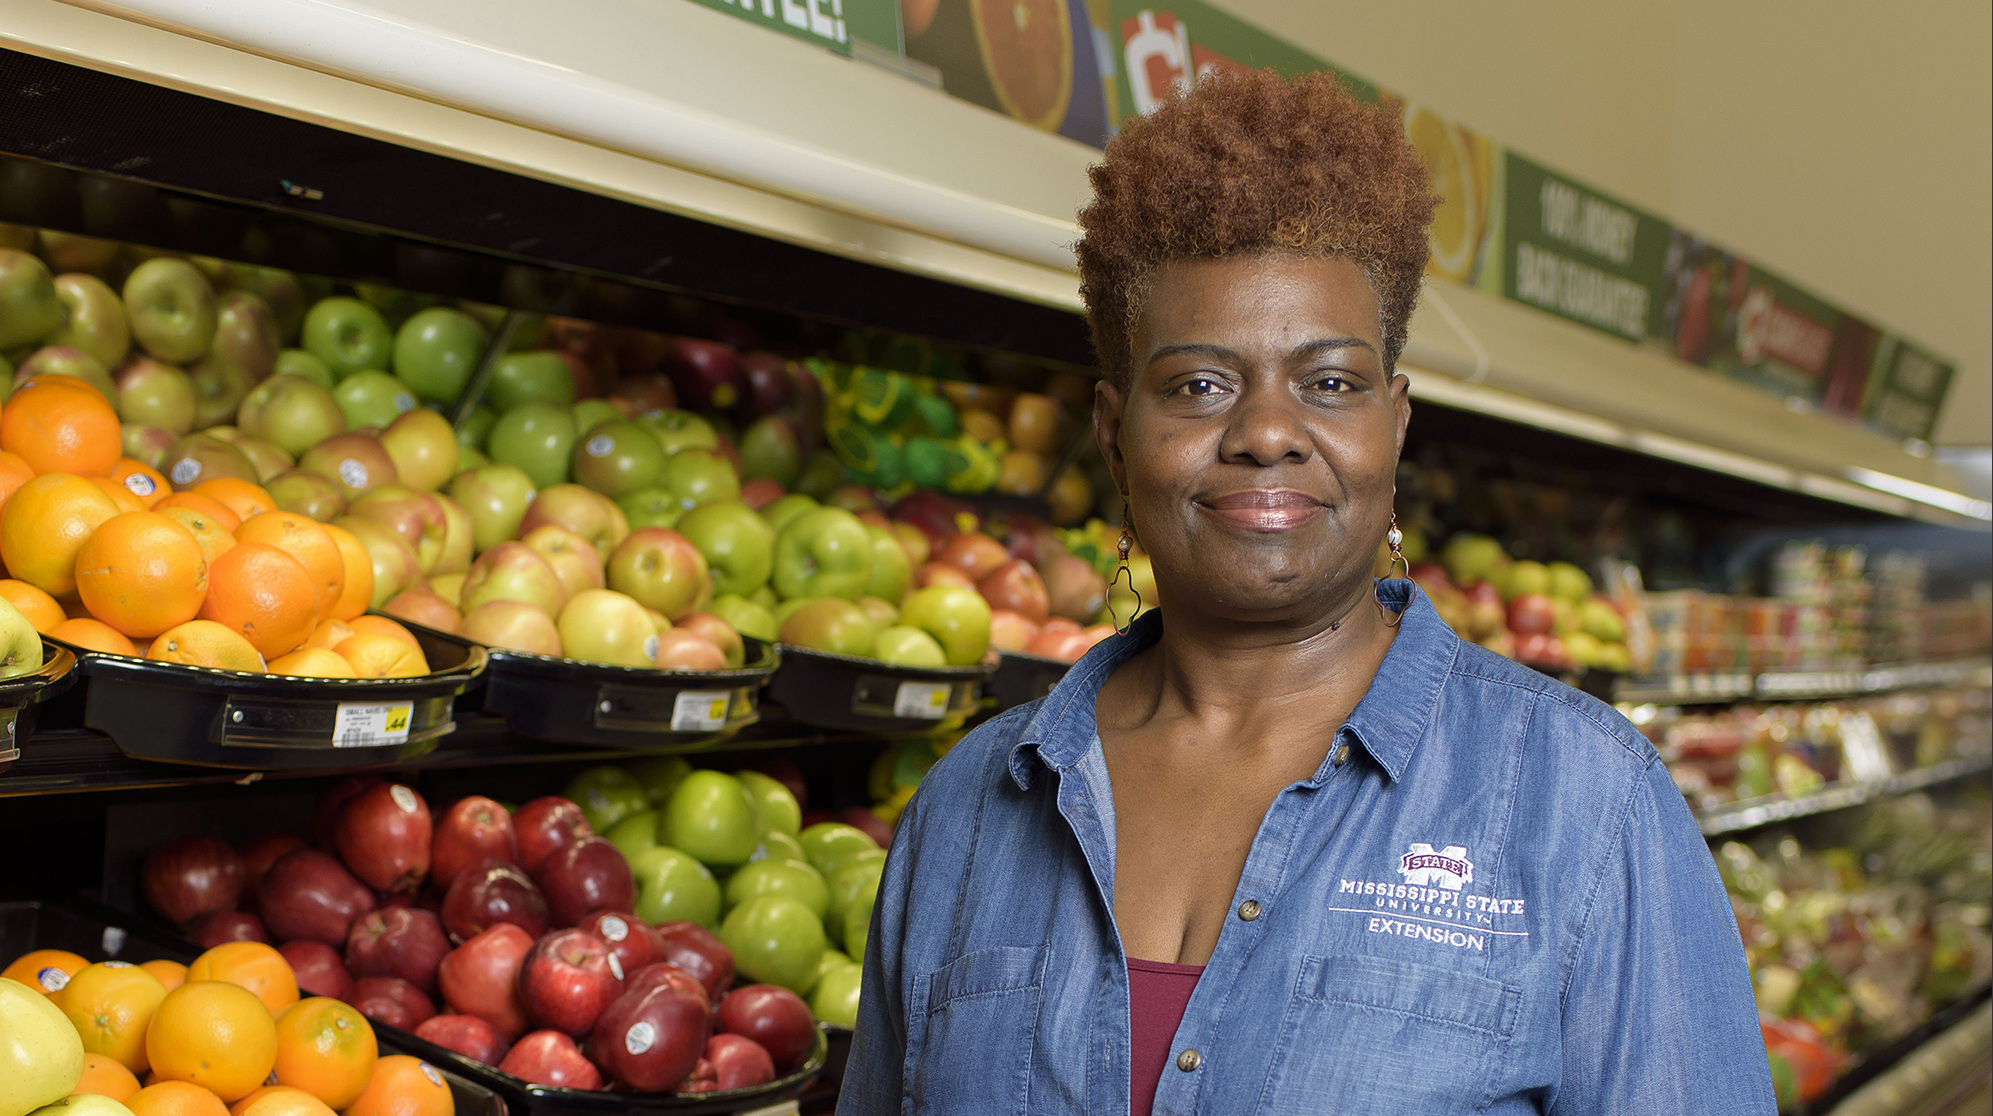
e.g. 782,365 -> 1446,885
1097,253 -> 1409,624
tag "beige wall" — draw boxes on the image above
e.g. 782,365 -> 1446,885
1219,0 -> 1991,447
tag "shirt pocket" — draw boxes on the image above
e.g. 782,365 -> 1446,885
1256,955 -> 1521,1114
905,945 -> 1046,1115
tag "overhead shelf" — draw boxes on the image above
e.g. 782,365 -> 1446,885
1695,754 -> 1992,837
1617,658 -> 1993,707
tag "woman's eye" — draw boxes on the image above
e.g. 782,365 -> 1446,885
1309,375 -> 1351,393
1171,376 -> 1226,397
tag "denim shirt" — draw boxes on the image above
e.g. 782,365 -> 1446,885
840,582 -> 1775,1115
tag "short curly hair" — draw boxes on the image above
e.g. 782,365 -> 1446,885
1076,69 -> 1438,385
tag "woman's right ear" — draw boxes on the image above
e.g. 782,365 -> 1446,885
1094,377 -> 1128,498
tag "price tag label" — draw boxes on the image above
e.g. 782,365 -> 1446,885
333,701 -> 413,748
892,681 -> 951,720
670,691 -> 731,732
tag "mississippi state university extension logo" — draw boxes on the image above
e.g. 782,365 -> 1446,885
1399,843 -> 1473,890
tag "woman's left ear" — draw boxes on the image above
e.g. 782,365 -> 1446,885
1095,377 -> 1129,497
1390,371 -> 1412,449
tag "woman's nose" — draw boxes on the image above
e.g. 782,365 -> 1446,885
1217,381 -> 1313,466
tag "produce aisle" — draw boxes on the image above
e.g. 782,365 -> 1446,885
1,25 -> 1988,1116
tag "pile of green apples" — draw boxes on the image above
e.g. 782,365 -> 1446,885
565,759 -> 881,1029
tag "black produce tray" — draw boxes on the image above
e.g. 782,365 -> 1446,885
987,650 -> 1068,711
0,640 -> 77,776
45,623 -> 485,770
0,898 -> 508,1116
406,620 -> 776,750
765,645 -> 990,734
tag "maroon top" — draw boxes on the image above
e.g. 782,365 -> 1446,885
1128,957 -> 1205,1116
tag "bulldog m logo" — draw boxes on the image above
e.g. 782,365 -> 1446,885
1399,844 -> 1474,890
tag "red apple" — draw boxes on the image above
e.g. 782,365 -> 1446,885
656,921 -> 734,1003
534,837 -> 634,928
889,491 -> 976,545
623,962 -> 710,1012
591,981 -> 710,1092
497,1030 -> 602,1090
414,1013 -> 510,1066
440,858 -> 549,943
704,1032 -> 775,1090
346,906 -> 451,995
1506,593 -> 1557,637
717,984 -> 814,1071
976,559 -> 1050,624
350,975 -> 436,1031
752,758 -> 807,811
237,832 -> 308,896
512,797 -> 593,875
280,939 -> 353,999
988,609 -> 1041,652
912,562 -> 975,591
934,532 -> 1009,582
518,927 -> 623,1036
1040,554 -> 1107,623
313,777 -> 385,850
142,836 -> 244,925
188,910 -> 269,947
260,848 -> 376,945
651,628 -> 726,672
738,477 -> 784,510
663,337 -> 740,413
439,923 -> 534,1039
336,782 -> 432,894
576,911 -> 666,980
835,807 -> 894,850
431,796 -> 517,890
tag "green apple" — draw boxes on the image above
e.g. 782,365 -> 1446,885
1547,561 -> 1593,603
0,596 -> 46,678
638,409 -> 718,457
488,350 -> 574,411
900,584 -> 992,665
738,414 -> 804,488
457,445 -> 489,470
772,596 -> 812,630
752,829 -> 808,865
380,408 -> 460,492
809,948 -> 854,992
15,346 -> 115,400
606,527 -> 710,621
773,507 -> 873,601
627,755 -> 693,806
662,769 -> 759,867
663,448 -> 740,510
857,597 -> 900,630
556,588 -> 658,667
333,370 -> 419,431
392,306 -> 488,405
0,971 -> 84,1113
236,373 -> 346,456
573,420 -> 665,498
843,878 -> 878,958
809,961 -> 864,1027
564,765 -> 650,832
873,625 -> 947,667
572,398 -> 623,434
302,296 -> 392,379
796,449 -> 845,500
274,347 -> 335,388
605,808 -> 660,864
0,249 -> 65,349
760,493 -> 819,536
48,272 -> 129,367
447,464 -> 536,553
616,488 -> 682,531
723,857 -> 828,920
632,845 -> 722,927
459,404 -> 496,449
865,525 -> 911,603
676,500 -> 774,599
751,586 -> 778,610
709,593 -> 778,643
778,598 -> 875,657
827,850 -> 888,930
718,894 -> 826,993
798,821 -> 880,877
188,357 -> 253,430
266,469 -> 347,521
736,770 -> 801,836
486,403 -> 576,489
123,257 -> 217,363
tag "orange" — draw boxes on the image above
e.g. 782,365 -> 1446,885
339,1056 -> 452,1116
345,616 -> 419,652
198,543 -> 317,660
0,450 -> 35,510
60,960 -> 169,1073
231,1087 -> 336,1116
3,947 -> 88,994
335,633 -> 427,679
0,473 -> 123,596
234,513 -> 344,625
303,618 -> 354,652
186,941 -> 298,1016
156,493 -> 242,532
318,524 -> 373,622
90,475 -> 149,513
0,378 -> 122,476
140,960 -> 188,991
148,620 -> 266,673
75,1051 -> 144,1101
127,1081 -> 231,1116
0,578 -> 67,632
267,648 -> 355,679
51,617 -> 140,655
111,458 -> 171,508
159,507 -> 238,564
75,511 -> 210,637
145,980 -> 279,1102
271,998 -> 376,1110
190,478 -> 276,524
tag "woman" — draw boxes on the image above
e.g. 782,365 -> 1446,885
841,71 -> 1772,1114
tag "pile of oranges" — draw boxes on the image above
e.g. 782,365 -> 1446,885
0,377 -> 425,677
4,942 -> 452,1116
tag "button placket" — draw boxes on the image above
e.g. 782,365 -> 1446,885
1237,899 -> 1262,921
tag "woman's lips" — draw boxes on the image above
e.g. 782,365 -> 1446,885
1195,490 -> 1326,531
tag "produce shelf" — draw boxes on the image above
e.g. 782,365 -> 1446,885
1618,658 -> 1992,707
1695,754 -> 1993,837
1820,999 -> 1992,1116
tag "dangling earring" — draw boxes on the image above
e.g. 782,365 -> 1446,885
1376,511 -> 1407,627
1108,501 -> 1144,634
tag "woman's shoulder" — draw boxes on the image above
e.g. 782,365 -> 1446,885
1443,638 -> 1657,767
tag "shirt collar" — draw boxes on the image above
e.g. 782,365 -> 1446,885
1007,579 -> 1458,789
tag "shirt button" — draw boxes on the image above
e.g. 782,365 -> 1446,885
1334,743 -> 1351,766
1176,1049 -> 1202,1072
1238,900 -> 1262,922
